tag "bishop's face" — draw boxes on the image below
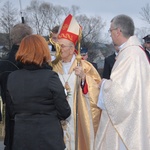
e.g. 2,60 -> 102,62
58,39 -> 75,62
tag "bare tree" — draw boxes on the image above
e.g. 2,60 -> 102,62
69,5 -> 80,16
76,14 -> 106,48
25,0 -> 46,34
25,0 -> 71,35
45,4 -> 68,35
0,1 -> 18,33
0,1 -> 18,48
24,0 -> 106,47
140,3 -> 150,24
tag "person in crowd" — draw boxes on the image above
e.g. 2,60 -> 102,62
52,14 -> 101,150
102,44 -> 119,79
80,47 -> 88,60
6,34 -> 71,150
80,47 -> 98,70
48,25 -> 60,61
0,23 -> 32,150
95,14 -> 150,150
51,25 -> 60,43
143,34 -> 150,62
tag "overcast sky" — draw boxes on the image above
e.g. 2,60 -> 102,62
17,0 -> 149,29
0,0 -> 149,28
0,0 -> 149,39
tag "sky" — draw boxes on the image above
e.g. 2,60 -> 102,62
17,0 -> 149,28
0,0 -> 149,27
0,0 -> 150,40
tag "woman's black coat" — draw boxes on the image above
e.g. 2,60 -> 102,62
6,64 -> 71,150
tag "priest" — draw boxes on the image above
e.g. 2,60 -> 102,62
95,14 -> 150,150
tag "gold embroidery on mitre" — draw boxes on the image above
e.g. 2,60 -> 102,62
58,33 -> 73,41
62,24 -> 69,30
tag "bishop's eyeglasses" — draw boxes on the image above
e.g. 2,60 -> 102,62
60,44 -> 73,49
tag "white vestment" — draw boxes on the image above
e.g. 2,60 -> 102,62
95,36 -> 150,150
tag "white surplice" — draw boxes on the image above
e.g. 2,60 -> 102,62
95,36 -> 150,150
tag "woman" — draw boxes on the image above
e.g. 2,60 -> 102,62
6,34 -> 71,150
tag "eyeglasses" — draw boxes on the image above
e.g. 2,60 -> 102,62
60,44 -> 72,49
108,28 -> 117,33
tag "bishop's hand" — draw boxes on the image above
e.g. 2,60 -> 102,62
74,66 -> 85,81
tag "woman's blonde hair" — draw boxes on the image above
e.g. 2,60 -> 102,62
16,34 -> 51,66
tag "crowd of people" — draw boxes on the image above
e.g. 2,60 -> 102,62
0,13 -> 149,150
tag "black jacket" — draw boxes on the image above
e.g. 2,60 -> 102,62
0,45 -> 21,150
102,53 -> 116,79
7,64 -> 71,150
0,45 -> 20,104
145,50 -> 150,62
